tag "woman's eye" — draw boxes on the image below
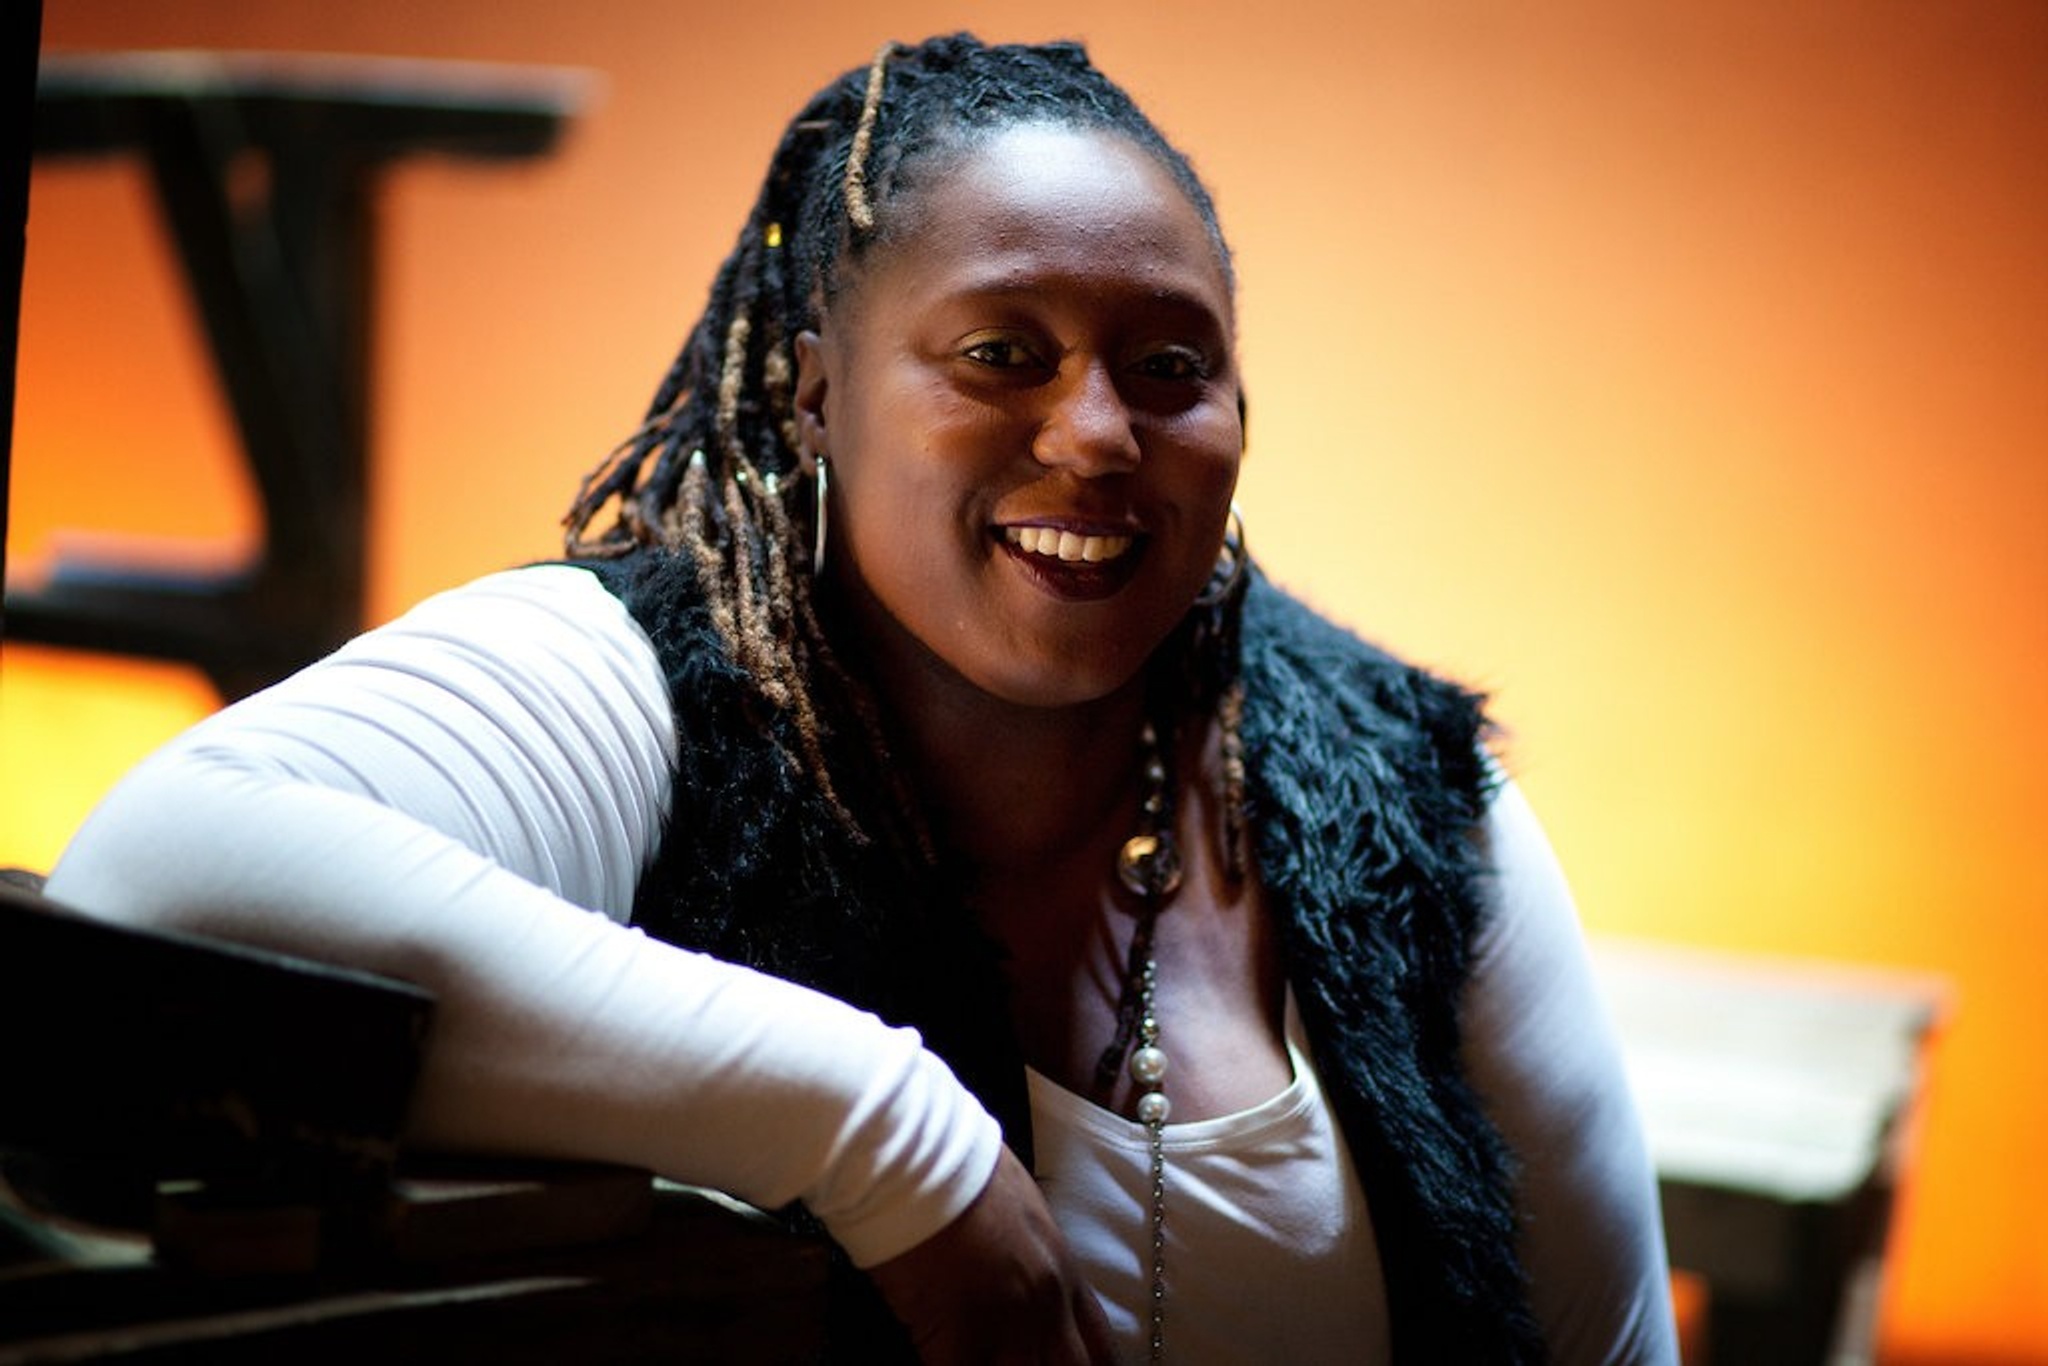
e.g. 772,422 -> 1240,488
962,338 -> 1038,368
1135,348 -> 1207,382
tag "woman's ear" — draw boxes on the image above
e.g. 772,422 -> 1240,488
793,330 -> 830,476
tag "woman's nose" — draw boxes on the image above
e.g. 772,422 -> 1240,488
1032,362 -> 1141,475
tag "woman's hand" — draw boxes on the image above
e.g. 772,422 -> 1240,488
866,1146 -> 1115,1365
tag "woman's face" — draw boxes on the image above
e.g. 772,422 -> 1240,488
795,124 -> 1243,712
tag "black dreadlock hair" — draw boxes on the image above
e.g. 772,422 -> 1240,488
563,33 -> 1243,834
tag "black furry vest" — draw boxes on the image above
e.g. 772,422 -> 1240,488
590,551 -> 1543,1363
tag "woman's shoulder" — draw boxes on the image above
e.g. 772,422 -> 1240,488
391,560 -> 640,637
347,562 -> 664,699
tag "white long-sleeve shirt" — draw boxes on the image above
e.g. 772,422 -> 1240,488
47,564 -> 1677,1364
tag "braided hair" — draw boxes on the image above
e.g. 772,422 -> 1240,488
563,34 -> 1241,830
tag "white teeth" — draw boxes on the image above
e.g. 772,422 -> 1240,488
1004,526 -> 1134,564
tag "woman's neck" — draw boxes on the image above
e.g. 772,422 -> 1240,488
909,684 -> 1148,881
825,596 -> 1153,880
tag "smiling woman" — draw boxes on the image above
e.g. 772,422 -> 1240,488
43,34 -> 1677,1366
795,123 -> 1242,711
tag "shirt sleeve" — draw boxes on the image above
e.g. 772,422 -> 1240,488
1462,781 -> 1682,1366
44,563 -> 1001,1269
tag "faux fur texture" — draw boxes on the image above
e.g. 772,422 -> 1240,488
591,551 -> 1542,1362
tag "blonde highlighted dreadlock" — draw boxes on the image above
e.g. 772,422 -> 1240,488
843,41 -> 896,234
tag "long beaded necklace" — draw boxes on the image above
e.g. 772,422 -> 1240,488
1095,718 -> 1182,1364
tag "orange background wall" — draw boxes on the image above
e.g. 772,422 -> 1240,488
5,2 -> 2043,1360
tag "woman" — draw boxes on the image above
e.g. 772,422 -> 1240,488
48,35 -> 1677,1365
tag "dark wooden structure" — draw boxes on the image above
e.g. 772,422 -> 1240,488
0,879 -> 839,1364
5,51 -> 584,697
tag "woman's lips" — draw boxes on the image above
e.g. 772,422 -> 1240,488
996,524 -> 1144,601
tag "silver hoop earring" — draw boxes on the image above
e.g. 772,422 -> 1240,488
1194,502 -> 1247,608
811,456 -> 831,578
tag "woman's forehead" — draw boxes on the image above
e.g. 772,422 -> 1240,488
844,124 -> 1235,311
